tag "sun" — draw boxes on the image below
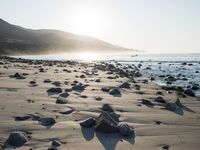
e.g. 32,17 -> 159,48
69,5 -> 105,36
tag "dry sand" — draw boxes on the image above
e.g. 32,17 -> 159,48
0,57 -> 200,150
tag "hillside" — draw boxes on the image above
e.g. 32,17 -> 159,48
0,18 -> 131,55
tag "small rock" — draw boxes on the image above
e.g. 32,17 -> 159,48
119,82 -> 130,89
39,117 -> 56,127
5,131 -> 28,147
15,115 -> 31,121
80,117 -> 96,128
102,104 -> 114,112
52,140 -> 61,147
44,79 -> 52,83
72,84 -> 85,92
95,79 -> 101,82
118,123 -> 134,137
101,87 -> 110,92
162,144 -> 169,149
95,96 -> 103,101
109,88 -> 121,96
47,88 -> 62,93
141,99 -> 154,106
154,96 -> 166,103
183,89 -> 195,97
56,92 -> 69,104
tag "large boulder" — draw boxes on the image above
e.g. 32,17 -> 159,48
95,112 -> 118,133
118,123 -> 134,137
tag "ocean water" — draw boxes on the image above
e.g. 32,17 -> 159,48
14,53 -> 200,96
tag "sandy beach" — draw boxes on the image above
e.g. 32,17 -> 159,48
0,56 -> 200,150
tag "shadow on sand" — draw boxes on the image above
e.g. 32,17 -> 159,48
81,127 -> 135,150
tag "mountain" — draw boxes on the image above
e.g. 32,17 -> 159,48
0,18 -> 132,55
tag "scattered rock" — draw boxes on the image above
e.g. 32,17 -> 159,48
95,96 -> 103,101
162,144 -> 169,149
10,72 -> 25,79
183,89 -> 195,97
47,88 -> 62,93
102,104 -> 114,112
156,91 -> 164,95
39,117 -> 56,127
52,81 -> 61,86
118,123 -> 134,137
52,140 -> 61,147
95,112 -> 118,133
15,115 -> 31,121
72,84 -> 85,92
5,131 -> 28,147
56,92 -> 69,104
141,99 -> 154,107
44,79 -> 52,83
109,88 -> 121,96
119,82 -> 130,89
154,96 -> 166,103
80,117 -> 96,128
101,87 -> 110,92
95,79 -> 101,82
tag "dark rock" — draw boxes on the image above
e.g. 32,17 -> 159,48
52,140 -> 61,147
154,96 -> 166,103
15,115 -> 31,121
47,88 -> 62,93
72,84 -> 85,92
118,123 -> 134,137
109,88 -> 121,96
56,92 -> 69,104
162,144 -> 169,149
65,88 -> 72,92
102,104 -> 114,112
156,91 -> 164,95
80,117 -> 96,128
95,112 -> 118,133
10,73 -> 25,79
80,95 -> 87,98
184,89 -> 195,97
5,131 -> 28,147
95,96 -> 103,101
165,76 -> 176,82
95,79 -> 101,82
39,117 -> 56,127
52,81 -> 61,86
44,79 -> 52,83
119,82 -> 130,89
141,99 -> 154,106
133,71 -> 142,77
80,74 -> 86,78
101,87 -> 110,92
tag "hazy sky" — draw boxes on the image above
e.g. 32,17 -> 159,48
0,0 -> 200,53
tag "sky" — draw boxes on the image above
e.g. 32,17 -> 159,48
0,0 -> 200,53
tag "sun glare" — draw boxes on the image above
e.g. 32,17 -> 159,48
69,5 -> 105,35
77,52 -> 99,61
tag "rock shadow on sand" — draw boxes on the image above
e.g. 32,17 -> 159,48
81,127 -> 135,150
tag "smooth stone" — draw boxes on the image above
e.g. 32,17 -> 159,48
6,131 -> 28,147
80,117 -> 96,128
47,88 -> 62,93
119,82 -> 130,89
39,117 -> 56,127
118,123 -> 134,137
109,88 -> 121,96
52,140 -> 61,147
102,104 -> 114,112
154,96 -> 166,103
